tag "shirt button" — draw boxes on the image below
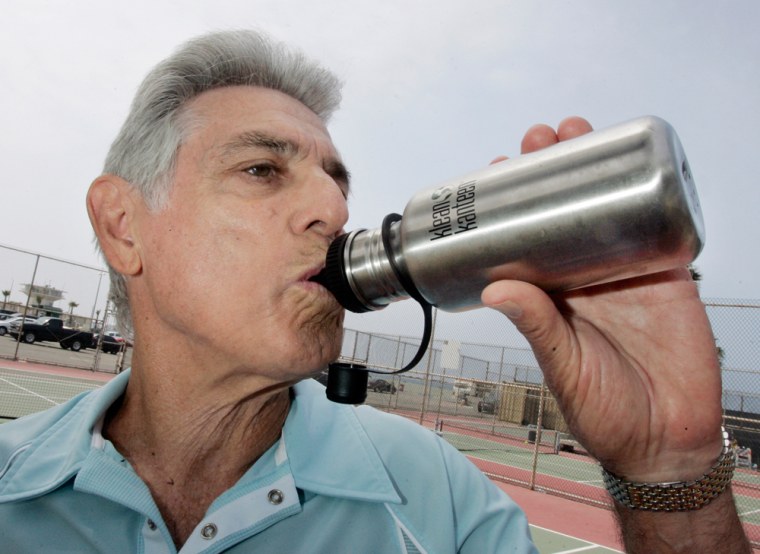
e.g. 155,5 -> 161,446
147,519 -> 157,531
200,523 -> 218,540
268,489 -> 284,505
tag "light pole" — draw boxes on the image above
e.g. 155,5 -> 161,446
90,271 -> 105,327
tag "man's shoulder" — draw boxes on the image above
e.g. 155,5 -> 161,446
354,401 -> 476,478
298,377 -> 471,475
296,379 -> 533,551
298,378 -> 441,441
355,403 -> 444,449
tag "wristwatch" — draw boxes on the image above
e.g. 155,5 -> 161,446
602,428 -> 736,511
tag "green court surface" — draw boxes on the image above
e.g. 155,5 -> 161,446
445,428 -> 760,541
0,366 -> 104,421
441,430 -> 604,483
531,525 -> 621,553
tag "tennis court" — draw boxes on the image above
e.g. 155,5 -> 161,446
0,365 -> 106,421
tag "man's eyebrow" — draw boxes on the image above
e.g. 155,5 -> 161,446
222,130 -> 351,193
220,131 -> 298,157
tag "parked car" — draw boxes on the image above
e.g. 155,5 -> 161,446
0,310 -> 21,320
0,315 -> 38,336
368,378 -> 397,394
105,330 -> 133,347
94,333 -> 124,354
8,317 -> 94,351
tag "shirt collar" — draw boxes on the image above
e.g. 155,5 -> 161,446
283,379 -> 402,504
0,371 -> 401,505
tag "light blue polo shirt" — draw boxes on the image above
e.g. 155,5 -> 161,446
0,370 -> 535,553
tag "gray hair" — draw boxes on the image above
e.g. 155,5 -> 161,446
98,29 -> 343,336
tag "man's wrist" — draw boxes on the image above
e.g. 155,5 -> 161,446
602,427 -> 735,511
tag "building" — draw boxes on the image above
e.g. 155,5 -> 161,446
20,283 -> 65,316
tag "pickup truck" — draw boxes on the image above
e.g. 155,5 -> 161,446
9,317 -> 94,352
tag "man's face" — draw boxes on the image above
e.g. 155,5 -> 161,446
132,86 -> 349,382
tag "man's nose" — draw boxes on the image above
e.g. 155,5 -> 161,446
292,169 -> 349,239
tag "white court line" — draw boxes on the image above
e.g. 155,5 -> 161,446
738,507 -> 760,517
0,372 -> 98,388
0,390 -> 70,402
556,546 -> 598,553
530,524 -> 622,554
0,377 -> 58,406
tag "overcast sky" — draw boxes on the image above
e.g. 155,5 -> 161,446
1,0 -> 758,345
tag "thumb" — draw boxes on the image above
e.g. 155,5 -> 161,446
481,280 -> 577,381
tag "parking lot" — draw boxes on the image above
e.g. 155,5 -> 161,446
0,334 -> 131,374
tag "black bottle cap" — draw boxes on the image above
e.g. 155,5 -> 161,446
326,363 -> 369,404
310,233 -> 371,313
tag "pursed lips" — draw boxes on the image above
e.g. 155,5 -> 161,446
300,262 -> 327,284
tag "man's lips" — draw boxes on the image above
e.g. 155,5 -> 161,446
302,264 -> 326,284
300,264 -> 336,299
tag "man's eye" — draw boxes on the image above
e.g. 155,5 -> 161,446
246,164 -> 276,178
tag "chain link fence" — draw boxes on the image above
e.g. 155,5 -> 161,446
343,298 -> 760,546
0,243 -> 130,374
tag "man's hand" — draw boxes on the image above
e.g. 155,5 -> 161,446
483,116 -> 721,481
483,117 -> 750,552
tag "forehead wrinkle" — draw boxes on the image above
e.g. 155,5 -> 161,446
220,130 -> 298,158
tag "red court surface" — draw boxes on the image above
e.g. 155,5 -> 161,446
495,481 -> 622,551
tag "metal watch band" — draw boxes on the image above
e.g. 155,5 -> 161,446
602,427 -> 736,511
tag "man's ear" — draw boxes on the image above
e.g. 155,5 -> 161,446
86,175 -> 143,276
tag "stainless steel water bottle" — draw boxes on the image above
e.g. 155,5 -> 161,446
313,116 -> 704,313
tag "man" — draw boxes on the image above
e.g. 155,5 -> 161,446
0,30 -> 750,553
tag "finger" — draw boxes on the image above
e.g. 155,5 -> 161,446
557,116 -> 593,141
520,124 -> 558,154
489,155 -> 509,165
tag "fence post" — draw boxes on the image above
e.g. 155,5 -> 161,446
351,330 -> 359,361
435,364 -> 446,415
418,308 -> 438,427
491,348 -> 506,434
91,299 -> 113,372
13,255 -> 40,361
529,382 -> 547,490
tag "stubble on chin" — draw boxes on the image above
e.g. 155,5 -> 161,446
284,283 -> 344,363
302,301 -> 345,364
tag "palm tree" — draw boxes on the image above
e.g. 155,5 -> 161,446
1,290 -> 9,310
68,301 -> 79,325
